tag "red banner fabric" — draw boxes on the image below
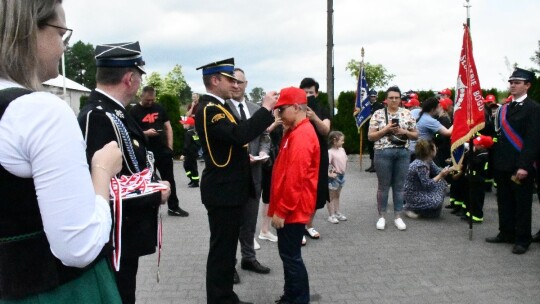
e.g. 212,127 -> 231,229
451,25 -> 485,166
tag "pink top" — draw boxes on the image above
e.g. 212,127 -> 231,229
328,147 -> 347,174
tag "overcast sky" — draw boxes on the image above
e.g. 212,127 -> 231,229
64,0 -> 539,96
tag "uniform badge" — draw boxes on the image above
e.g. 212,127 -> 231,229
96,105 -> 103,110
211,113 -> 226,123
133,139 -> 139,148
115,110 -> 124,119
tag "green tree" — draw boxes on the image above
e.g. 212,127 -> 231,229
248,87 -> 265,103
345,61 -> 395,90
332,91 -> 360,153
158,93 -> 184,156
145,72 -> 164,94
162,65 -> 187,98
64,40 -> 96,89
528,41 -> 540,103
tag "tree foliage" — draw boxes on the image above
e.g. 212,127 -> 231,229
332,91 -> 360,153
345,60 -> 395,90
248,87 -> 265,103
64,40 -> 96,89
158,93 -> 184,156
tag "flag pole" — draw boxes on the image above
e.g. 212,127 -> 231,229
359,47 -> 365,168
464,0 -> 474,241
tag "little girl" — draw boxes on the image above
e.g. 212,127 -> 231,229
327,131 -> 348,224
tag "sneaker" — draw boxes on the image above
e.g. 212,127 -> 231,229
376,217 -> 385,230
168,207 -> 189,217
327,215 -> 339,224
394,218 -> 406,230
253,238 -> 261,250
301,235 -> 307,246
335,212 -> 347,221
258,231 -> 278,242
405,210 -> 419,219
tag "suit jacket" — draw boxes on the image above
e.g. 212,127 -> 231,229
493,97 -> 540,173
78,90 -> 161,258
225,99 -> 271,198
195,94 -> 274,207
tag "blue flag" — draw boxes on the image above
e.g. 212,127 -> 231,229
354,66 -> 371,129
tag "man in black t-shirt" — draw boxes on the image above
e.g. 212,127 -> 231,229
130,86 -> 188,217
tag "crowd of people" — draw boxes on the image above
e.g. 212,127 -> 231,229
1,1 -> 539,304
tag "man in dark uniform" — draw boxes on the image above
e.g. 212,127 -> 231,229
486,68 -> 540,255
129,85 -> 189,217
78,42 -> 170,303
299,77 -> 330,242
365,89 -> 384,172
194,58 -> 277,304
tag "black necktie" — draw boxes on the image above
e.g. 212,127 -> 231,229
238,103 -> 247,121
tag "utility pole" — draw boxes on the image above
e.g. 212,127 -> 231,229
327,0 -> 334,118
464,0 -> 471,28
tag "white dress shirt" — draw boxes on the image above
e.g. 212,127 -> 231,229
0,79 -> 111,267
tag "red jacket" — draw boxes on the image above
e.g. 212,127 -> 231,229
268,119 -> 320,224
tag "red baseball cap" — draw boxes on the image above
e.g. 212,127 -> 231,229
275,87 -> 307,108
179,117 -> 195,126
404,98 -> 420,108
439,88 -> 452,96
473,135 -> 494,149
439,98 -> 453,111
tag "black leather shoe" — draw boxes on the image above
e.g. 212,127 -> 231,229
367,167 -> 376,173
275,295 -> 292,304
168,207 -> 189,217
532,231 -> 540,243
237,300 -> 253,304
188,182 -> 199,188
233,269 -> 240,284
364,166 -> 373,172
485,235 -> 514,244
512,245 -> 528,254
241,259 -> 270,274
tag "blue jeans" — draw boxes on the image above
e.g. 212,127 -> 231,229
374,148 -> 410,214
277,223 -> 309,304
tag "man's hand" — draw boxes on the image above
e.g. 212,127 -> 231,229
144,128 -> 160,137
271,214 -> 285,229
262,91 -> 278,111
158,180 -> 171,204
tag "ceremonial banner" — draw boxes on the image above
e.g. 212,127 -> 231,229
451,25 -> 485,166
354,65 -> 371,129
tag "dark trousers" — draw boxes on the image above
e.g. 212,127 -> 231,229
494,170 -> 533,247
239,196 -> 259,261
469,181 -> 485,218
205,205 -> 243,304
183,156 -> 199,183
277,223 -> 310,304
115,256 -> 139,304
154,151 -> 180,210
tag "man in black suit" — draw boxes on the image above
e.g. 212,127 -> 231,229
226,68 -> 272,282
78,42 -> 170,303
486,68 -> 540,255
194,58 -> 277,304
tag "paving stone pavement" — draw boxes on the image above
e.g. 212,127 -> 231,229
136,157 -> 540,304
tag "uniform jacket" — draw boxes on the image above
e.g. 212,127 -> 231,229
225,99 -> 271,198
269,119 -> 320,224
183,127 -> 201,160
78,90 -> 161,258
194,94 -> 274,207
493,97 -> 540,173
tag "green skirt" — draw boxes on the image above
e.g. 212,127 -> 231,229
0,258 -> 121,304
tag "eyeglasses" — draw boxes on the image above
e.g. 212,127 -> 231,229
45,23 -> 73,47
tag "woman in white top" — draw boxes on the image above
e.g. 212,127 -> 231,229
0,1 -> 122,302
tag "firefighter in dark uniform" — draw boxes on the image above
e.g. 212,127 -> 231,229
479,94 -> 500,192
78,42 -> 170,303
365,89 -> 385,172
486,68 -> 540,254
194,58 -> 276,304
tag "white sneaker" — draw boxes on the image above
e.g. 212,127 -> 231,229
254,238 -> 261,250
376,217 -> 385,230
394,218 -> 407,230
405,210 -> 419,219
258,231 -> 278,242
335,212 -> 347,221
327,215 -> 339,224
301,235 -> 307,246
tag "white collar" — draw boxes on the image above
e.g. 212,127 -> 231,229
95,88 -> 125,109
513,94 -> 527,103
205,92 -> 225,105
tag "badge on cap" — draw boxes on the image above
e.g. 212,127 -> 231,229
95,41 -> 146,74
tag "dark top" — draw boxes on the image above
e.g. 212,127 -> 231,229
129,103 -> 170,152
308,96 -> 331,208
493,97 -> 540,173
194,94 -> 274,207
183,128 -> 201,160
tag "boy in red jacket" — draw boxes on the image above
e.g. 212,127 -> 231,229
269,87 -> 320,304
